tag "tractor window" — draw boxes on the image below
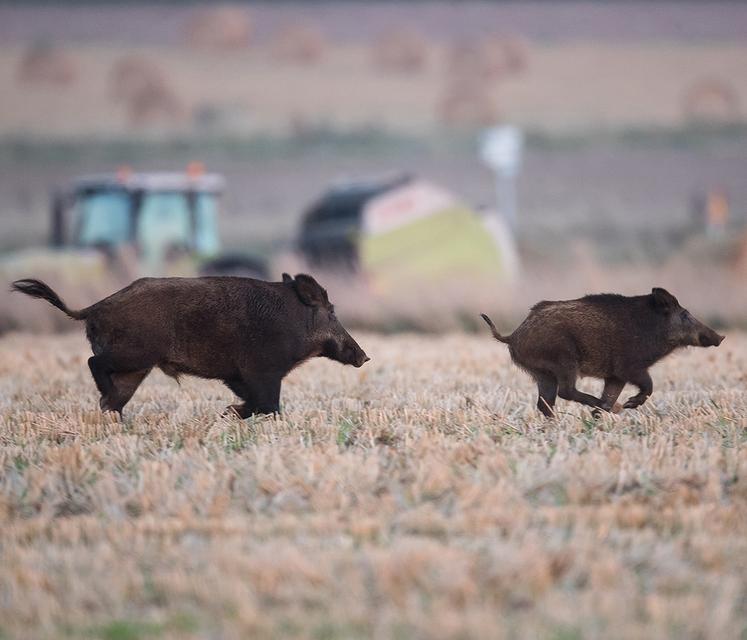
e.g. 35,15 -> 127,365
76,190 -> 131,247
194,193 -> 220,256
137,192 -> 192,264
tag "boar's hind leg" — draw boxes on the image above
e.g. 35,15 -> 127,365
623,371 -> 653,409
555,366 -> 601,410
223,375 -> 281,418
88,355 -> 114,397
532,371 -> 557,417
100,369 -> 151,415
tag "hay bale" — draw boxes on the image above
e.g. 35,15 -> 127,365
480,36 -> 529,79
437,36 -> 528,127
372,28 -> 429,75
185,5 -> 252,50
445,42 -> 484,77
439,43 -> 496,126
683,77 -> 741,124
109,55 -> 184,126
447,37 -> 529,81
16,43 -> 78,87
110,56 -> 162,102
270,22 -> 326,66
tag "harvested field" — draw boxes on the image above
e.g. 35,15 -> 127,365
1,331 -> 746,639
2,42 -> 747,137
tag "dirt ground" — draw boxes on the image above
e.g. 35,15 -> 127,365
2,2 -> 746,257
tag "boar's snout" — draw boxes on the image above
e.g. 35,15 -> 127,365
322,333 -> 370,368
674,306 -> 724,349
699,329 -> 724,348
691,315 -> 724,348
346,342 -> 370,368
335,341 -> 369,368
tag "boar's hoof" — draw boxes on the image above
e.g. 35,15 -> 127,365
224,404 -> 249,420
223,403 -> 279,420
537,401 -> 555,418
98,397 -> 123,419
591,402 -> 623,418
623,394 -> 649,410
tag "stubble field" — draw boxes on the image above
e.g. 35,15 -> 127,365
1,331 -> 746,639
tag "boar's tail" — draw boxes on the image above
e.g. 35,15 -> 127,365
11,279 -> 88,320
480,313 -> 511,344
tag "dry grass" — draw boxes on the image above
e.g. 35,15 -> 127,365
1,331 -> 746,639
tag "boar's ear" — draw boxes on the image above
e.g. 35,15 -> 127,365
282,273 -> 293,284
293,274 -> 329,307
651,287 -> 679,314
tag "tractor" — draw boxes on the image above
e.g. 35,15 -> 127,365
48,166 -> 266,278
0,166 -> 266,332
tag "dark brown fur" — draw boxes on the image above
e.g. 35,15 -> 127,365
481,288 -> 724,417
12,274 -> 369,418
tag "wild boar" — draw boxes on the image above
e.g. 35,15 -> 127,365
12,273 -> 369,418
481,288 -> 724,417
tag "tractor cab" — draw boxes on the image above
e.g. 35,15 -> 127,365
0,166 -> 266,332
51,167 -> 225,272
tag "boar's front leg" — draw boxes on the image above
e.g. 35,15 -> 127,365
223,374 -> 281,418
592,377 -> 626,417
623,370 -> 653,409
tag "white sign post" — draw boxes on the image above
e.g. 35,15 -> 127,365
480,125 -> 523,232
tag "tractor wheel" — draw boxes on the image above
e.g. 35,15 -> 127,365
199,254 -> 268,280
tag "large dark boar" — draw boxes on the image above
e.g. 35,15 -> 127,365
481,288 -> 723,417
12,273 -> 369,418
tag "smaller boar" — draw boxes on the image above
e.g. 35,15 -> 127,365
12,273 -> 369,418
481,288 -> 724,416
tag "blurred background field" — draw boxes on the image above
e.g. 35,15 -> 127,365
1,2 -> 747,333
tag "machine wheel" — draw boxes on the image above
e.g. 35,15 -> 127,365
199,254 -> 268,279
